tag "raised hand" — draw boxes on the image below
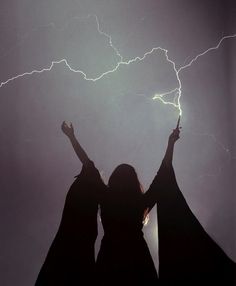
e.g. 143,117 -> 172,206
61,121 -> 74,138
61,121 -> 90,165
168,127 -> 181,144
163,119 -> 181,166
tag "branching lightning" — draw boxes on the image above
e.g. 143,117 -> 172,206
0,15 -> 175,105
1,15 -> 235,181
0,14 -> 235,119
153,34 -> 236,116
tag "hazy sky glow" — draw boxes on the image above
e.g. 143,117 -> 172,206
0,1 -> 235,285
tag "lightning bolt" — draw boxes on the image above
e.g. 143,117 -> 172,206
0,14 -> 235,120
1,15 -> 235,184
152,34 -> 236,116
0,16 -> 170,90
0,16 -> 174,105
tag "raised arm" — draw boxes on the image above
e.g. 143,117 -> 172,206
163,126 -> 180,167
61,121 -> 90,166
143,123 -> 181,210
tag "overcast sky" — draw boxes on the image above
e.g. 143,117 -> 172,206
0,1 -> 235,285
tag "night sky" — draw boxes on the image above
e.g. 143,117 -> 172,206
0,1 -> 236,285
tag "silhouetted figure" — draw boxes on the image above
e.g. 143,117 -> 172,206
35,122 -> 105,285
95,165 -> 159,285
94,131 -> 182,285
35,119 -> 235,286
152,122 -> 236,285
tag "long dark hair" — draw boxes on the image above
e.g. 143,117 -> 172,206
108,164 -> 143,197
108,164 -> 149,224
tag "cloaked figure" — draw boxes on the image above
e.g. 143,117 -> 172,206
95,164 -> 158,285
153,118 -> 236,285
35,122 -> 105,285
95,128 -> 182,285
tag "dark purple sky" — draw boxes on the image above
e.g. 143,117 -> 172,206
0,1 -> 235,285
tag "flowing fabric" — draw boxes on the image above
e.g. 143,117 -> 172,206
35,161 -> 103,285
153,161 -> 236,285
96,178 -> 159,285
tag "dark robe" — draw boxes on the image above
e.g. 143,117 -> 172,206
152,161 -> 236,285
35,161 -> 104,285
96,183 -> 159,285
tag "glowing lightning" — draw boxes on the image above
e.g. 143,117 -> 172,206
152,34 -> 236,116
0,16 -> 172,91
0,48 -> 172,85
0,14 -> 236,120
0,16 -> 175,98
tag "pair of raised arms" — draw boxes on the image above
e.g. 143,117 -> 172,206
61,120 -> 181,167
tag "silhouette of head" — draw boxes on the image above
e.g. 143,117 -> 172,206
108,164 -> 142,198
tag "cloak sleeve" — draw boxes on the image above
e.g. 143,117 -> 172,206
155,161 -> 235,285
35,160 -> 105,285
